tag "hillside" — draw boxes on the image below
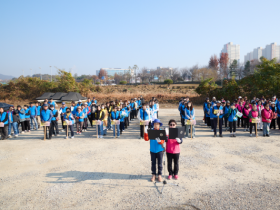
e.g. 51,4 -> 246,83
0,74 -> 15,80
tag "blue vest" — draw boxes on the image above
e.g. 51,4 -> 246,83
48,101 -> 55,106
120,109 -> 127,122
213,106 -> 223,119
205,106 -> 210,117
130,103 -> 135,110
25,109 -> 30,118
111,111 -> 120,120
153,104 -> 157,113
41,109 -> 52,122
51,110 -> 58,121
18,109 -> 25,120
139,109 -> 150,121
150,128 -> 164,153
76,111 -> 84,122
29,106 -> 37,116
224,106 -> 230,116
37,106 -> 41,115
87,101 -> 92,106
210,107 -> 215,119
60,107 -> 68,115
0,112 -> 8,125
64,113 -> 75,124
185,108 -> 195,120
137,100 -> 141,107
228,108 -> 238,122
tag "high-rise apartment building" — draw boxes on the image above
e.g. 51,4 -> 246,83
221,42 -> 240,65
244,43 -> 280,63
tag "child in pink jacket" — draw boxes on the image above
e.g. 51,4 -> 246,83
166,119 -> 183,180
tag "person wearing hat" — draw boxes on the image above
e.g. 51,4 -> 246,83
248,102 -> 259,137
75,106 -> 84,135
40,104 -> 53,139
0,107 -> 9,140
212,101 -> 224,137
226,103 -> 238,137
166,119 -> 183,180
50,104 -> 59,137
269,102 -> 277,130
63,107 -> 75,139
223,100 -> 230,131
147,119 -> 164,182
261,103 -> 273,137
60,102 -> 68,131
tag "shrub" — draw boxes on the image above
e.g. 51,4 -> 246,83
119,81 -> 127,85
164,79 -> 173,86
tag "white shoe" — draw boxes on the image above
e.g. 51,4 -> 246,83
8,135 -> 11,138
100,135 -> 103,138
250,134 -> 252,137
71,136 -> 74,139
21,131 -> 25,134
64,136 -> 68,139
15,135 -> 18,137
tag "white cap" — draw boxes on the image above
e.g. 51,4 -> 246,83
78,100 -> 82,102
238,96 -> 242,98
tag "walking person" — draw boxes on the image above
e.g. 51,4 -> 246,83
166,119 -> 183,180
261,103 -> 273,137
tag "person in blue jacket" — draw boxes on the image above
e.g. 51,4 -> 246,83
212,100 -> 224,137
7,106 -> 19,138
48,98 -> 56,107
136,97 -> 142,116
223,100 -> 230,131
111,106 -> 120,137
63,107 -> 75,139
138,103 -> 151,139
227,103 -> 238,137
203,97 -> 209,125
24,105 -> 31,132
209,105 -> 215,131
29,102 -> 38,130
86,98 -> 92,107
205,101 -> 211,127
130,99 -> 136,121
0,107 -> 9,140
40,104 -> 53,140
178,99 -> 186,126
60,102 -> 68,131
184,101 -> 196,138
17,105 -> 26,133
50,104 -> 59,137
91,97 -> 97,105
35,102 -> 41,129
148,119 -> 164,182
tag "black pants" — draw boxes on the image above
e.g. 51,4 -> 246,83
20,121 -> 25,132
150,151 -> 163,175
237,117 -> 243,127
88,115 -> 92,126
206,117 -> 211,126
125,117 -> 129,128
213,118 -> 223,135
91,113 -> 96,126
244,118 -> 249,128
130,110 -> 136,120
180,116 -> 185,127
210,119 -> 214,129
61,116 -> 66,129
120,122 -> 125,133
229,121 -> 236,133
66,125 -> 74,137
50,120 -> 59,135
167,153 -> 180,176
24,120 -> 30,131
83,118 -> 88,129
270,119 -> 276,129
224,117 -> 228,128
43,126 -> 51,139
277,118 -> 280,130
0,124 -> 8,140
250,122 -> 257,134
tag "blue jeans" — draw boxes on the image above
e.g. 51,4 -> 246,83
185,124 -> 195,137
113,124 -> 120,137
263,122 -> 270,135
107,116 -> 111,129
98,122 -> 103,136
30,116 -> 38,130
8,122 -> 19,135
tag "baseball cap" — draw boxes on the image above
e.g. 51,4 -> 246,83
78,100 -> 82,103
62,102 -> 65,105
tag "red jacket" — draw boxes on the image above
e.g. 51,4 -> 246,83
261,108 -> 273,123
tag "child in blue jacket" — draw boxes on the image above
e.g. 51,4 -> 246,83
227,103 -> 238,137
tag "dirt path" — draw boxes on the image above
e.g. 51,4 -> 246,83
0,109 -> 280,209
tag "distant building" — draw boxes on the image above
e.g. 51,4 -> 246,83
96,68 -> 134,77
244,43 -> 280,63
221,42 -> 240,65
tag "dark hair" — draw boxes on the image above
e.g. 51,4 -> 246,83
186,101 -> 193,111
24,105 -> 28,108
17,105 -> 21,108
66,108 -> 70,111
168,119 -> 177,125
71,101 -> 75,104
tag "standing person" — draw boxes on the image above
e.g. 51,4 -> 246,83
137,103 -> 150,139
243,103 -> 251,132
50,105 -> 59,137
35,102 -> 41,129
147,119 -> 164,182
261,103 -> 273,137
95,105 -> 105,138
75,107 -> 84,135
203,98 -> 209,125
119,106 -> 125,134
0,107 -> 8,140
184,101 -> 196,138
136,97 -> 142,116
106,102 -> 112,131
101,104 -> 108,136
24,105 -> 31,132
178,99 -> 186,127
86,98 -> 92,107
223,101 -> 230,131
63,107 -> 75,139
29,102 -> 38,130
205,102 -> 211,128
90,101 -> 97,127
60,102 -> 68,131
92,97 -> 97,105
209,103 -> 215,131
111,106 -> 120,138
17,105 -> 26,133
83,103 -> 90,131
270,102 -> 277,130
227,103 -> 238,137
71,101 -> 77,115
40,104 -> 53,139
257,100 -> 264,131
8,106 -> 19,138
123,101 -> 130,128
212,101 -> 224,137
48,98 -> 56,107
166,119 -> 183,180
130,99 -> 136,121
249,103 -> 259,137
140,95 -> 145,107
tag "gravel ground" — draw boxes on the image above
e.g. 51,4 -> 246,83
0,109 -> 280,210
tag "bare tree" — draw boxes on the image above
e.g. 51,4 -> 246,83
180,67 -> 189,81
189,64 -> 198,81
171,68 -> 182,82
138,67 -> 148,83
236,62 -> 243,80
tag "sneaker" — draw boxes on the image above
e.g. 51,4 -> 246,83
174,175 -> 179,180
219,134 -> 223,137
250,134 -> 252,137
193,136 -> 195,139
139,137 -> 143,139
233,134 -> 236,137
8,135 -> 11,138
260,129 -> 263,131
266,134 -> 270,137
100,135 -> 103,138
28,130 -> 30,132
85,129 -> 87,132
230,134 -> 233,137
76,132 -> 79,135
21,131 -> 25,134
79,132 -> 82,135
168,175 -> 172,180
64,136 -> 68,139
71,136 -> 74,139
15,135 -> 18,137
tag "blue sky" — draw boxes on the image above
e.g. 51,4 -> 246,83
1,0 -> 279,77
